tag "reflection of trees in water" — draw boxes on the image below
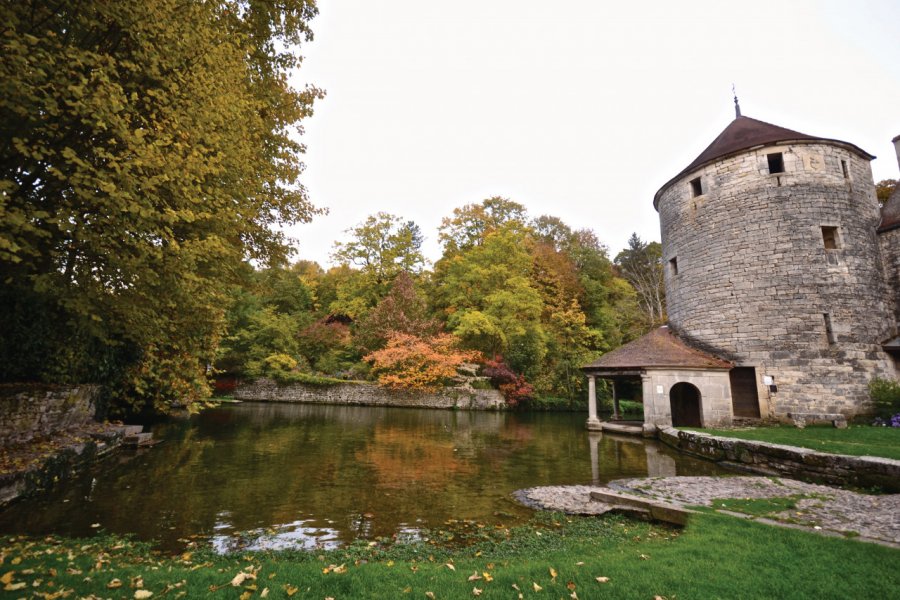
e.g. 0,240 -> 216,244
0,404 -> 730,551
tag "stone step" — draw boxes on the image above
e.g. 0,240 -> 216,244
589,489 -> 696,526
110,424 -> 144,436
123,432 -> 155,447
600,422 -> 644,436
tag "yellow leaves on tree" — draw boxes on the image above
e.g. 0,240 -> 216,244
364,333 -> 480,392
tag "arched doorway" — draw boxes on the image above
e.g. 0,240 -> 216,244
670,382 -> 702,427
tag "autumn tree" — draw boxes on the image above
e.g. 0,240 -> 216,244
364,333 -> 479,391
614,233 -> 666,329
355,272 -> 438,353
438,197 -> 529,254
877,179 -> 898,207
0,0 -> 323,415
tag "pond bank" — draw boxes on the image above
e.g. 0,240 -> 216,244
658,426 -> 900,492
233,378 -> 506,410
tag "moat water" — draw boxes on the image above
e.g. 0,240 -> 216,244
0,402 -> 727,551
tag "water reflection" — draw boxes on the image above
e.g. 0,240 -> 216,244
0,403 -> 727,551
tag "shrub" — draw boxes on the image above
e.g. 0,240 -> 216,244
482,356 -> 534,408
869,377 -> 900,419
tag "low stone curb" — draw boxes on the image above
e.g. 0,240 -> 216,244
657,427 -> 900,492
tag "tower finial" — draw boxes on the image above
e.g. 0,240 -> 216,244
732,84 -> 741,118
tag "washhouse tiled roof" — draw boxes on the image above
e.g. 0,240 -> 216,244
582,326 -> 732,372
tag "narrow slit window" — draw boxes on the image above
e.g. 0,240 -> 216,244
821,226 -> 839,250
669,257 -> 678,276
767,152 -> 784,174
690,177 -> 702,197
823,313 -> 835,345
841,159 -> 849,179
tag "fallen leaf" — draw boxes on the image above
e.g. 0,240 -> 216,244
5,582 -> 26,591
549,567 -> 558,580
107,578 -> 123,589
570,592 -> 578,600
653,596 -> 667,600
91,523 -> 101,528
261,588 -> 269,598
425,592 -> 435,599
567,581 -> 576,590
239,592 -> 252,600
482,572 -> 493,583
284,584 -> 298,596
472,587 -> 482,596
532,582 -> 543,592
575,562 -> 585,566
596,577 -> 610,584
445,563 -> 455,571
0,572 -> 13,585
640,554 -> 650,560
134,591 -> 153,599
231,572 -> 249,586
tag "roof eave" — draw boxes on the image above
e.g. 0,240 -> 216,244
653,138 -> 876,211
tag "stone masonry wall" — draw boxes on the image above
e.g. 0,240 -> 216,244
658,427 -> 900,493
0,385 -> 100,447
233,379 -> 507,410
658,141 -> 897,417
642,369 -> 733,428
878,227 -> 900,329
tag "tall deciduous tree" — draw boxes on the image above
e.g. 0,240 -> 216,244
614,233 -> 666,329
0,0 -> 323,414
331,212 -> 425,309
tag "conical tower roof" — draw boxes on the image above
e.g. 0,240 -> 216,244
654,115 -> 875,209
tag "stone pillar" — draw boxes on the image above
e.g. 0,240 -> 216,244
586,375 -> 602,430
611,380 -> 620,420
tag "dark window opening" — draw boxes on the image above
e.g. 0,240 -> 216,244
823,313 -> 835,345
841,159 -> 849,179
767,152 -> 784,174
669,257 -> 678,276
821,226 -> 839,250
690,177 -> 702,197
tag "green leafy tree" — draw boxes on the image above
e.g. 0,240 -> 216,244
0,0 -> 323,414
438,197 -> 529,254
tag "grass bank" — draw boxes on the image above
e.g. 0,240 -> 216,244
692,424 -> 900,460
2,512 -> 897,599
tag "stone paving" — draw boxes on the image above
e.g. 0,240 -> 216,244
517,476 -> 900,547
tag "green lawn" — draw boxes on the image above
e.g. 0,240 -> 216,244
2,512 -> 897,599
691,424 -> 900,460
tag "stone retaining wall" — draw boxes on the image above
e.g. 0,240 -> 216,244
0,385 -> 100,447
658,427 -> 900,492
233,379 -> 507,410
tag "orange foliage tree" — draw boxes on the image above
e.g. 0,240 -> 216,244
364,333 -> 481,391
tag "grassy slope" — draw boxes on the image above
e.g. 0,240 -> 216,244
692,425 -> 900,460
2,512 -> 898,599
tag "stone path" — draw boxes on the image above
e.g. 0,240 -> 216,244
516,476 -> 900,547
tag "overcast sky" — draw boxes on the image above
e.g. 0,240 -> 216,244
285,0 -> 900,268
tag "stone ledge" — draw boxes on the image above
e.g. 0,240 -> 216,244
787,412 -> 847,429
658,427 -> 900,492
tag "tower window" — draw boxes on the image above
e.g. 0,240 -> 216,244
767,152 -> 784,174
669,257 -> 679,276
823,313 -> 835,345
841,159 -> 849,179
689,177 -> 702,197
821,226 -> 840,250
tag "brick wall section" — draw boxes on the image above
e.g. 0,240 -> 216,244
879,227 -> 900,327
658,142 -> 897,417
0,385 -> 99,447
658,427 -> 900,492
233,379 -> 507,410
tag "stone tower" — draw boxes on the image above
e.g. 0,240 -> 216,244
654,114 -> 898,418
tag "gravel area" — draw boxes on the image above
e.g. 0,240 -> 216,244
516,476 -> 900,546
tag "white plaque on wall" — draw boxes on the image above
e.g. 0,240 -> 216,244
656,385 -> 664,395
